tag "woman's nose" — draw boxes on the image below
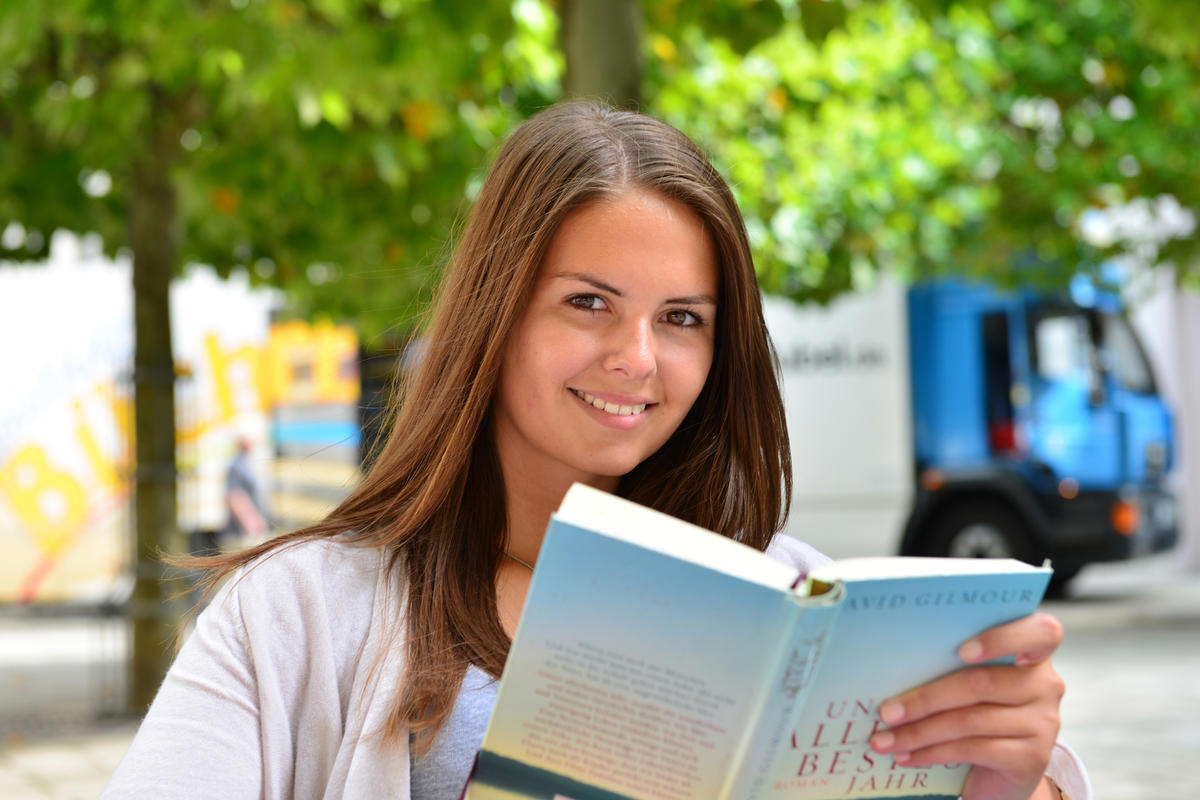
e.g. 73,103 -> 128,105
602,319 -> 657,379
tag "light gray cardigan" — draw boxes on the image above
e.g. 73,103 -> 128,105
101,536 -> 1092,799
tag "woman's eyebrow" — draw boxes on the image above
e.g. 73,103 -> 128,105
665,292 -> 718,306
553,271 -> 717,306
554,271 -> 624,296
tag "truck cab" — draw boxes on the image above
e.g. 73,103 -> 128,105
765,277 -> 1177,591
905,280 -> 1176,586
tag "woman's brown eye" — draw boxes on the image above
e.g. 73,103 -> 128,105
569,294 -> 604,311
666,310 -> 701,326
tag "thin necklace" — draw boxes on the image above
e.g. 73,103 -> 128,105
502,550 -> 535,571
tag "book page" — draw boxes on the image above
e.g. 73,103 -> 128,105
809,556 -> 1050,583
555,483 -> 799,591
476,518 -> 819,800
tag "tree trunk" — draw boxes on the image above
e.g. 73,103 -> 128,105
560,0 -> 642,109
127,89 -> 185,713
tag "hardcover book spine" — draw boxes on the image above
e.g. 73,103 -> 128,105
723,591 -> 843,800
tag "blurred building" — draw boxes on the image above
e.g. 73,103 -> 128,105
0,232 -> 362,735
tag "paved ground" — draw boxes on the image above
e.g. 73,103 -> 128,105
0,612 -> 133,799
0,721 -> 138,800
1,553 -> 1197,798
1043,553 -> 1200,799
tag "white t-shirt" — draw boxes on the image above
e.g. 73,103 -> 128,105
101,535 -> 1093,799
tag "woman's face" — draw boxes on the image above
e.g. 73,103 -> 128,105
494,187 -> 719,494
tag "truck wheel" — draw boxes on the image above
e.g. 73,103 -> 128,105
1047,564 -> 1082,597
923,501 -> 1036,564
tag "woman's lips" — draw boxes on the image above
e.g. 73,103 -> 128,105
570,388 -> 653,417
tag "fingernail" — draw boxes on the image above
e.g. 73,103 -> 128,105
879,700 -> 905,725
871,731 -> 895,751
959,639 -> 984,662
893,751 -> 911,764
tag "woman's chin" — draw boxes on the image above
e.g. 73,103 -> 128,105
566,456 -> 646,488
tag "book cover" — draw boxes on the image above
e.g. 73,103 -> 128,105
760,559 -> 1052,799
463,485 -> 1051,800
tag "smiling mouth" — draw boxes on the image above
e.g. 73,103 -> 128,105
571,389 -> 649,417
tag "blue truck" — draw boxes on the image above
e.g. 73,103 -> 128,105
764,277 -> 1177,591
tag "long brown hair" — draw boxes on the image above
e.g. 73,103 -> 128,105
196,102 -> 790,753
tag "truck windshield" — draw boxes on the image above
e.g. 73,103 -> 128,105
1029,305 -> 1157,395
1098,311 -> 1157,394
1029,308 -> 1093,381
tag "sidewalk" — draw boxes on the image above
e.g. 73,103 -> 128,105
0,721 -> 137,800
1043,550 -> 1200,628
0,612 -> 134,800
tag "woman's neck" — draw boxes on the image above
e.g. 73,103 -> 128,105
500,468 -> 619,566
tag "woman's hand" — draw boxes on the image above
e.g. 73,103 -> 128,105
868,612 -> 1066,800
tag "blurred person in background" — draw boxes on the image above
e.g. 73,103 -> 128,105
101,103 -> 1088,800
186,430 -> 269,610
221,430 -> 270,546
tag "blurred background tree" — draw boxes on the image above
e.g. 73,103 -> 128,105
561,0 -> 641,107
0,0 -> 558,711
2,0 -> 1197,709
646,0 -> 1200,303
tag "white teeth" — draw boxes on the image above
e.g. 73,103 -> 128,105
574,390 -> 647,417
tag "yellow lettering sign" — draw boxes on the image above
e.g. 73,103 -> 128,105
313,320 -> 359,404
205,333 -> 269,418
0,445 -> 88,556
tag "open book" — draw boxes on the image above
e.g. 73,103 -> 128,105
462,484 -> 1051,800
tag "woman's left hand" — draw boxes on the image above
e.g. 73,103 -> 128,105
869,612 -> 1066,800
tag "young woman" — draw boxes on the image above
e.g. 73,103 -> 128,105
102,103 -> 1089,800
